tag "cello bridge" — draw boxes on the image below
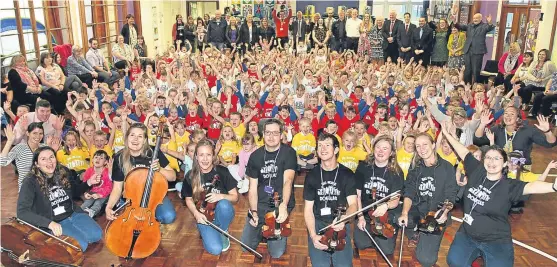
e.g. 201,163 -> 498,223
123,208 -> 135,222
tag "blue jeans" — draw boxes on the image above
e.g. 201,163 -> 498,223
308,221 -> 353,267
197,199 -> 235,255
447,231 -> 514,267
118,196 -> 176,224
59,212 -> 102,251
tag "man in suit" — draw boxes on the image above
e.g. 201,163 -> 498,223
456,13 -> 495,84
397,12 -> 416,63
382,10 -> 403,63
411,16 -> 433,66
207,10 -> 228,50
290,11 -> 308,48
324,8 -> 336,48
331,10 -> 347,52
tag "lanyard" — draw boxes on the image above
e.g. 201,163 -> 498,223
468,177 -> 501,214
504,130 -> 516,146
264,146 -> 281,187
371,163 -> 388,192
320,164 -> 339,207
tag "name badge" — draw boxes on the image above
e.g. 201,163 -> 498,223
53,206 -> 66,216
321,207 -> 331,216
280,27 -> 283,31
463,213 -> 474,226
264,185 -> 274,194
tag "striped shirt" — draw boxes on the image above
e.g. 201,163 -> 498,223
0,143 -> 45,190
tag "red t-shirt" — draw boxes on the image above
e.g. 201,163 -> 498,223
338,115 -> 360,137
220,94 -> 239,113
185,114 -> 204,132
261,102 -> 275,118
319,114 -> 341,129
203,115 -> 223,140
130,66 -> 141,81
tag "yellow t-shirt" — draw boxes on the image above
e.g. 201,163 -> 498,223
437,148 -> 458,166
89,144 -> 114,160
161,140 -> 180,171
356,134 -> 372,152
231,123 -> 246,140
56,147 -> 90,172
219,140 -> 241,163
292,132 -> 316,157
175,132 -> 191,153
148,129 -> 157,147
254,135 -> 264,147
338,147 -> 367,172
508,170 -> 538,182
397,148 -> 414,179
113,129 -> 125,152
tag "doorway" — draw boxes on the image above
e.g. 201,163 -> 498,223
496,5 -> 541,59
187,1 -> 219,20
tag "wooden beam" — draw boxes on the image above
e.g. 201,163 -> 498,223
78,0 -> 88,50
28,1 -> 41,60
65,0 -> 74,44
104,1 -> 112,62
42,0 -> 52,52
13,1 -> 27,56
134,0 -> 142,35
549,1 -> 557,53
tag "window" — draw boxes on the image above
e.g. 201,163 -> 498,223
0,0 -> 73,68
371,0 -> 424,24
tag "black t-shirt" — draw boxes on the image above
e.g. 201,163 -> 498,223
111,150 -> 170,182
355,162 -> 403,218
245,144 -> 297,211
182,166 -> 237,199
303,164 -> 356,223
459,153 -> 527,243
49,184 -> 73,222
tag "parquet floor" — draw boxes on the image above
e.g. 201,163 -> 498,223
1,144 -> 556,267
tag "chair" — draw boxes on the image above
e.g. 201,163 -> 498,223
479,60 -> 498,84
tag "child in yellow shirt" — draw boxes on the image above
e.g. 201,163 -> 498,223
248,121 -> 264,147
338,131 -> 367,172
161,127 -> 180,172
111,115 -> 126,153
292,118 -> 318,169
87,130 -> 114,162
436,134 -> 458,166
216,125 -> 243,184
354,121 -> 372,153
173,120 -> 191,153
57,130 -> 90,179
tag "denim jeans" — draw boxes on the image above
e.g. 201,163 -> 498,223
308,220 -> 353,267
59,212 -> 102,251
118,196 -> 176,224
447,231 -> 514,267
240,210 -> 288,259
197,199 -> 235,255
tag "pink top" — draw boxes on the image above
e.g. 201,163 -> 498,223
238,149 -> 255,178
82,167 -> 113,198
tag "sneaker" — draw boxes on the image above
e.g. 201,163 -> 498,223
84,207 -> 95,218
408,233 -> 420,248
238,179 -> 249,194
221,231 -> 230,252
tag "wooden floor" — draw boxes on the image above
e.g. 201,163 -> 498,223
1,144 -> 556,267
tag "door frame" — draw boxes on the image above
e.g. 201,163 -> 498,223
495,2 -> 541,59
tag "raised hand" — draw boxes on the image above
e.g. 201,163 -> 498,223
480,110 -> 493,125
3,124 -> 14,142
534,115 -> 550,133
485,128 -> 495,145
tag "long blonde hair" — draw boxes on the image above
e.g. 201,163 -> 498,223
189,139 -> 219,202
119,123 -> 152,176
365,135 -> 402,176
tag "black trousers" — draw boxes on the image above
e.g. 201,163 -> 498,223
464,53 -> 484,84
532,92 -> 557,116
76,73 -> 94,88
495,73 -> 515,92
414,51 -> 431,67
384,43 -> 399,63
518,84 -> 545,105
399,49 -> 413,63
346,37 -> 359,52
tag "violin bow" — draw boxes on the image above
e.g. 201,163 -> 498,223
398,225 -> 405,267
363,228 -> 394,267
14,217 -> 82,252
205,220 -> 263,259
317,190 -> 401,234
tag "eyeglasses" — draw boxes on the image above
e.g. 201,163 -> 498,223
264,131 -> 281,137
485,156 -> 503,162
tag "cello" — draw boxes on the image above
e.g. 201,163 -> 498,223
0,217 -> 83,266
418,199 -> 453,235
319,206 -> 347,253
262,192 -> 292,239
368,188 -> 396,239
196,174 -> 219,221
105,117 -> 169,259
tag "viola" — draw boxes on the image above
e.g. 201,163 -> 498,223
105,117 -> 169,259
0,217 -> 84,266
262,192 -> 292,239
196,174 -> 220,221
418,199 -> 454,235
368,188 -> 396,239
319,206 -> 347,252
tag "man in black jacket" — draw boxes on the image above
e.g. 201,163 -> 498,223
396,12 -> 416,63
456,13 -> 495,84
207,10 -> 228,51
382,10 -> 403,63
289,11 -> 308,49
411,17 -> 434,67
331,10 -> 346,52
398,133 -> 458,267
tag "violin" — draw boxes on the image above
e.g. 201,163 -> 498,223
196,174 -> 220,221
0,217 -> 83,266
105,117 -> 169,259
368,188 -> 396,239
418,199 -> 454,235
319,206 -> 347,253
262,192 -> 292,239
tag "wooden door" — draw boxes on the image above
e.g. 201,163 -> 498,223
496,6 -> 529,59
